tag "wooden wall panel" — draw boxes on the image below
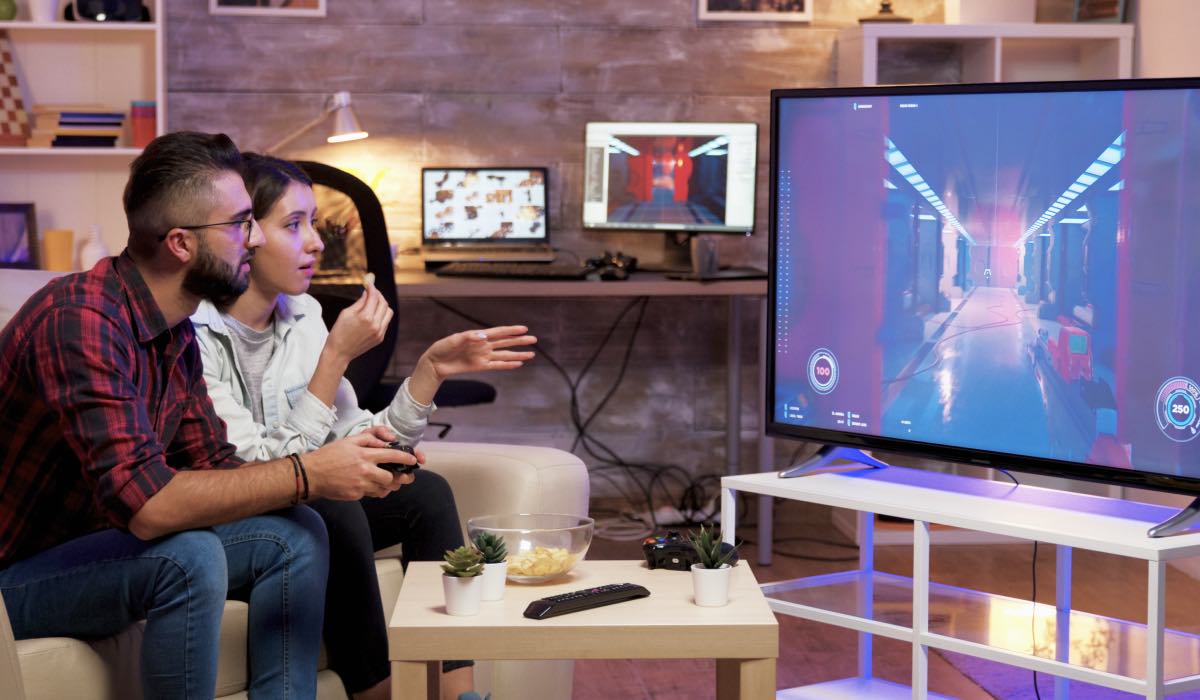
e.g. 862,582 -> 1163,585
167,0 -> 958,498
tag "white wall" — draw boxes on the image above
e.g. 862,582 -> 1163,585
1131,0 -> 1200,77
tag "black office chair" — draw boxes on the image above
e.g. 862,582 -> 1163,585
297,161 -> 496,431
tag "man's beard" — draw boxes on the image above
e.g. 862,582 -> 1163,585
182,238 -> 251,307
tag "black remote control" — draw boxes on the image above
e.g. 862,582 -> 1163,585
382,442 -> 419,474
522,582 -> 650,620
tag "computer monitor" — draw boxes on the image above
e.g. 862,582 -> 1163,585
768,78 -> 1200,532
421,167 -> 548,243
583,122 -> 759,276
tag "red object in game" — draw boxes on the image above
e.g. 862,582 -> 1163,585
1047,321 -> 1093,383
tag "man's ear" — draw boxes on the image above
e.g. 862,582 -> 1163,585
161,228 -> 196,264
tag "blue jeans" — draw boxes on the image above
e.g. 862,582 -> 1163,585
0,507 -> 328,699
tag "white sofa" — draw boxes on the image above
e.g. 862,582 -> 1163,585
0,269 -> 589,700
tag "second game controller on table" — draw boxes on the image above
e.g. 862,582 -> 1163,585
383,442 -> 419,474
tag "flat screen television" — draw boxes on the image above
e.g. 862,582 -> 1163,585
768,78 -> 1200,534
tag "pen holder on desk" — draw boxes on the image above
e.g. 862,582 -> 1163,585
690,236 -> 719,278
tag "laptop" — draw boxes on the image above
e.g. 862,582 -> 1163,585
421,167 -> 556,263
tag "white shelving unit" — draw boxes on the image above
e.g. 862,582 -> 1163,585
839,22 -> 1134,86
723,467 -> 1200,699
0,3 -> 164,259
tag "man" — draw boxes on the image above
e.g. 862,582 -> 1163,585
0,131 -> 415,698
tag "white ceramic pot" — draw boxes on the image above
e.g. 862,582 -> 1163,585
28,0 -> 59,22
691,563 -> 732,607
480,561 -> 507,601
442,574 -> 483,616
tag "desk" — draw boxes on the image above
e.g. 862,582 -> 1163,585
317,270 -> 770,481
388,560 -> 779,700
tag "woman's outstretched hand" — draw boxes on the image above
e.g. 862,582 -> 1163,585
422,325 -> 537,380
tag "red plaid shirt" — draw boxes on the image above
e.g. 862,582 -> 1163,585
0,252 -> 242,566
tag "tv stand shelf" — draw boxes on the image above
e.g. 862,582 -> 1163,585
722,468 -> 1200,698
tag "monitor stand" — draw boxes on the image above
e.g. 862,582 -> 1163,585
1148,497 -> 1200,538
778,444 -> 891,478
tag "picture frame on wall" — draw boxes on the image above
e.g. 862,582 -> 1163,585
0,203 -> 38,269
209,0 -> 326,17
1073,0 -> 1127,22
699,0 -> 812,23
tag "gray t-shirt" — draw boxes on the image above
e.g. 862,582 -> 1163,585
223,314 -> 276,425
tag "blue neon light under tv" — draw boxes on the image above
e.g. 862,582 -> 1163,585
767,78 -> 1200,510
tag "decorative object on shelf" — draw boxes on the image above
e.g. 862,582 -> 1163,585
210,0 -> 324,18
77,223 -> 108,270
28,0 -> 61,22
40,228 -> 73,271
64,0 -> 149,21
859,0 -> 911,23
441,545 -> 484,616
0,202 -> 38,269
130,100 -> 155,148
0,1 -> 15,21
266,91 -> 367,154
687,523 -> 738,607
944,0 -> 1034,24
0,31 -> 30,147
698,0 -> 811,23
472,530 -> 508,602
1073,0 -> 1127,23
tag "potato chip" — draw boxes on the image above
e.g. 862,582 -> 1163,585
363,272 -> 375,288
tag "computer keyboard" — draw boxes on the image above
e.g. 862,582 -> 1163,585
434,261 -> 591,280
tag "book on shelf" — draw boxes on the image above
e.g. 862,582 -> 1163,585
27,105 -> 127,147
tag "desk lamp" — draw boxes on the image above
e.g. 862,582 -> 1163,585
267,91 -> 368,153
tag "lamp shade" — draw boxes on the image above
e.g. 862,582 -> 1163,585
327,104 -> 368,144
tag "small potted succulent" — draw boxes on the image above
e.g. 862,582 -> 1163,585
441,545 -> 485,616
687,524 -> 738,607
472,531 -> 508,601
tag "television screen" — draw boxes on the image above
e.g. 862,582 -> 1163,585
421,167 -> 548,242
583,122 -> 757,234
769,78 -> 1200,493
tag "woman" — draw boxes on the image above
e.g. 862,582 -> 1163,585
193,153 -> 535,700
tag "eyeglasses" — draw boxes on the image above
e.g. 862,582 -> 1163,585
158,217 -> 254,242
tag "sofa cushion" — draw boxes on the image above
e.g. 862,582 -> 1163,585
16,636 -> 109,700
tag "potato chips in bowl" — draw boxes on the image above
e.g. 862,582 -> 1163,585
466,514 -> 594,583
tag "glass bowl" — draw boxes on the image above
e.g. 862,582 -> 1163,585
467,513 -> 594,584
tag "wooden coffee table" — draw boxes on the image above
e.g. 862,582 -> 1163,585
388,560 -> 778,699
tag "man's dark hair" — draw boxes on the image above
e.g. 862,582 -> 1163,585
123,131 -> 245,259
241,153 -> 314,222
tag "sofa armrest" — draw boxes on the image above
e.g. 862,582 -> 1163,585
419,442 -> 590,537
0,594 -> 27,700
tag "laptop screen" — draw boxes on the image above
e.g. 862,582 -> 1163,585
421,167 -> 549,245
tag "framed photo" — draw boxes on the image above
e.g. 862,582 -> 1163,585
0,203 -> 37,269
209,0 -> 326,18
1073,0 -> 1126,22
699,0 -> 812,23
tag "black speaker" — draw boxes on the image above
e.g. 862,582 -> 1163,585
66,0 -> 149,22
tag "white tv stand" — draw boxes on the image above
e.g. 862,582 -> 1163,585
722,467 -> 1200,699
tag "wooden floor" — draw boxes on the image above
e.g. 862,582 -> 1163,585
571,497 -> 1200,700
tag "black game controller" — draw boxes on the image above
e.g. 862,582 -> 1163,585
641,530 -> 738,571
382,442 -> 420,474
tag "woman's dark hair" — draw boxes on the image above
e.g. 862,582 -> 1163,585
241,153 -> 314,222
123,131 -> 244,259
